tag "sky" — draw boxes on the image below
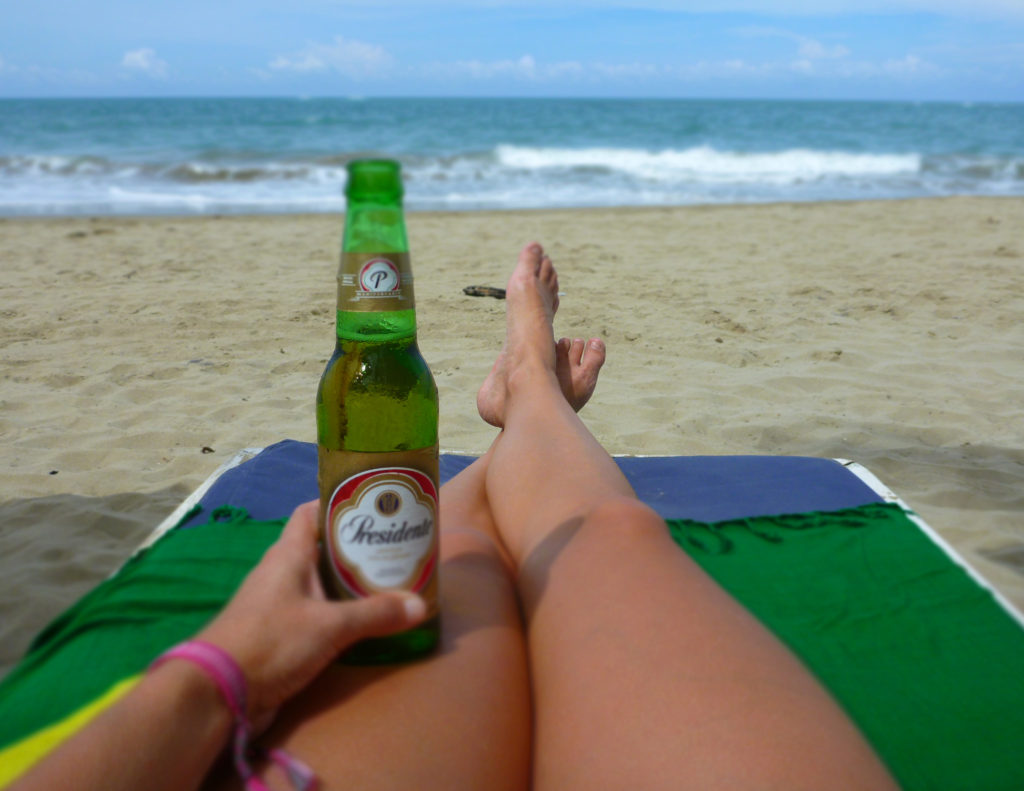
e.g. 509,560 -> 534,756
1,1 -> 1022,102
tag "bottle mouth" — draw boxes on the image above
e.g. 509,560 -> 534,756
346,159 -> 403,200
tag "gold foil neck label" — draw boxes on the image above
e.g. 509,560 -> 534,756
337,252 -> 414,312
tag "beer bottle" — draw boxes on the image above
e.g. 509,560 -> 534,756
317,159 -> 440,664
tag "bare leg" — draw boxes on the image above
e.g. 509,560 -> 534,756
481,243 -> 898,791
205,286 -> 608,791
203,518 -> 528,791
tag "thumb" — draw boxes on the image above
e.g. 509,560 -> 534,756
321,594 -> 428,653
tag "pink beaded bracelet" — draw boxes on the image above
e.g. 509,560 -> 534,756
150,640 -> 317,791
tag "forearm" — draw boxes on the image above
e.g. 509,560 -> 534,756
10,502 -> 422,791
12,661 -> 233,791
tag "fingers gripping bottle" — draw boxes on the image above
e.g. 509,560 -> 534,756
317,159 -> 440,663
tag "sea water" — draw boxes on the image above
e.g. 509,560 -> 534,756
1,97 -> 1022,216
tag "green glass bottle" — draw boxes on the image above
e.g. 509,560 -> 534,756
317,159 -> 440,664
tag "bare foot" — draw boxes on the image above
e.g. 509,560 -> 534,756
555,336 -> 607,413
477,244 -> 606,427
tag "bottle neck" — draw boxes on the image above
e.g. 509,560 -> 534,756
335,308 -> 417,343
342,201 -> 408,252
336,202 -> 416,342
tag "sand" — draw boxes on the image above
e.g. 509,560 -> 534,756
2,196 -> 1023,677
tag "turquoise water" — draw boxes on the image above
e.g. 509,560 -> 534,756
1,97 -> 1022,215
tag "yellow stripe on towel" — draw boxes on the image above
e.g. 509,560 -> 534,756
0,676 -> 140,788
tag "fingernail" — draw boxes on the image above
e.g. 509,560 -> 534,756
403,596 -> 427,622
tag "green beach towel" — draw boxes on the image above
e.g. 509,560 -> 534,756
1,502 -> 1023,789
669,503 -> 1024,790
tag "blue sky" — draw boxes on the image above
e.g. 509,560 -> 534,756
1,1 -> 1022,101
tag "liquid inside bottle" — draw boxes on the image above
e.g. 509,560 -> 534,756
316,159 -> 440,664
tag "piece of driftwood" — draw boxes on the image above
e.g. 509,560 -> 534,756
463,285 -> 507,299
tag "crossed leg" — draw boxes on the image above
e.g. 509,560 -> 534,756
478,243 -> 898,791
216,242 -> 895,791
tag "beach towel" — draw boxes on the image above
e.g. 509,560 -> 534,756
1,443 -> 1022,789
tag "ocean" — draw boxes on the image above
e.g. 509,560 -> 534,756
1,97 -> 1022,216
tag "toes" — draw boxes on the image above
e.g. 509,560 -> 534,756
568,338 -> 586,366
556,336 -> 606,410
539,254 -> 556,285
555,337 -> 572,375
560,338 -> 604,374
566,338 -> 604,371
554,338 -> 573,400
583,338 -> 606,372
538,253 -> 559,312
519,242 -> 544,271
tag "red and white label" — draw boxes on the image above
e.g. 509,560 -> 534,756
325,467 -> 437,597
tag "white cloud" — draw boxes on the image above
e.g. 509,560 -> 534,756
798,38 -> 850,60
592,61 -> 662,78
121,48 -> 168,78
674,58 -> 780,79
883,54 -> 929,75
727,28 -> 944,79
835,54 -> 942,78
429,54 -> 587,81
424,49 -> 946,86
647,50 -> 944,82
269,36 -> 394,78
546,60 -> 587,78
737,27 -> 851,60
449,54 -> 536,79
476,54 -> 538,79
0,60 -> 102,87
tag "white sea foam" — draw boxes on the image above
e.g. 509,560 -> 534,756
494,145 -> 922,184
0,146 -> 1020,216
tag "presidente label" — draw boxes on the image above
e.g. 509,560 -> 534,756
325,466 -> 438,597
337,252 -> 414,312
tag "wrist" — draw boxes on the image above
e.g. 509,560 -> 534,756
149,641 -> 318,790
150,641 -> 249,721
147,653 -> 235,736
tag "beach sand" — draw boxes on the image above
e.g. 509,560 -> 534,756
2,196 -> 1023,677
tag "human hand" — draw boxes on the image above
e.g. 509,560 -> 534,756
196,500 -> 426,726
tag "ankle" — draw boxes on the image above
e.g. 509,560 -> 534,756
505,359 -> 560,405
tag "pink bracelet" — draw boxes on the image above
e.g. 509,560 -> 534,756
150,640 -> 317,791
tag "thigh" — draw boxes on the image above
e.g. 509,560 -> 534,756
208,526 -> 530,791
523,498 -> 895,791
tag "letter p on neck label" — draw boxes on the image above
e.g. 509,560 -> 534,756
338,252 -> 414,311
